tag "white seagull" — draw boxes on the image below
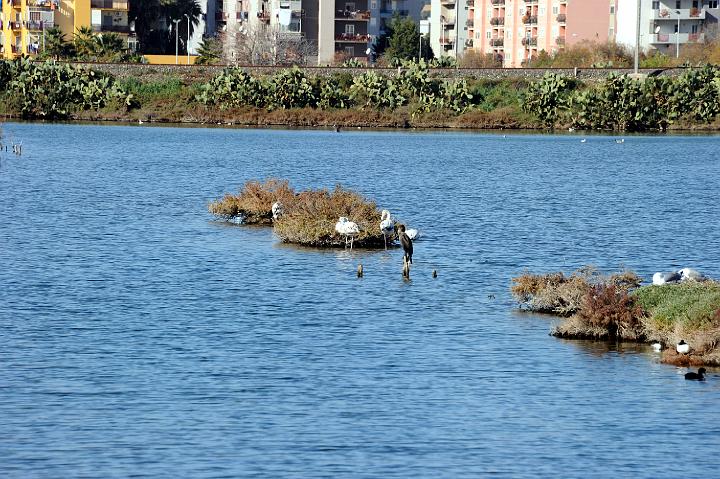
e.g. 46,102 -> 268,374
380,210 -> 394,250
678,268 -> 704,282
652,271 -> 682,285
335,217 -> 360,249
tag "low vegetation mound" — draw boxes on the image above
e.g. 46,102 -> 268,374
209,179 -> 391,248
209,179 -> 295,225
511,268 -> 720,365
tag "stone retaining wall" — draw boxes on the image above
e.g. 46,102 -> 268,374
64,61 -> 684,83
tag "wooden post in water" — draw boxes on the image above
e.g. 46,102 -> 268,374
357,264 -> 363,278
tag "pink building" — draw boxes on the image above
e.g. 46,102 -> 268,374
467,0 -> 618,67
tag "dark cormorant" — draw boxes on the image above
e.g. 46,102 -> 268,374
398,224 -> 413,265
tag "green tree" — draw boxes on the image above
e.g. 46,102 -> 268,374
41,27 -> 75,60
94,33 -> 126,61
130,0 -> 202,55
195,37 -> 222,65
384,16 -> 421,62
74,26 -> 98,60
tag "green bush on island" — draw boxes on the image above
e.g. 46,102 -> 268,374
0,58 -> 134,119
209,179 -> 393,248
511,268 -> 720,366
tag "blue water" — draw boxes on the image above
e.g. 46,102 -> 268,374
1,123 -> 719,477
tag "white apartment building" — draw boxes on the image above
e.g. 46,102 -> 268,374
616,0 -> 719,56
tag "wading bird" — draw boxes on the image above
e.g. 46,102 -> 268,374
335,217 -> 360,249
398,224 -> 413,265
272,201 -> 283,221
380,210 -> 394,250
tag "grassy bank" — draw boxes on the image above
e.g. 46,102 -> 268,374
511,268 -> 720,366
209,179 -> 399,248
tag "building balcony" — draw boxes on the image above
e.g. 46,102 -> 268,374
651,32 -> 705,43
490,38 -> 504,47
466,19 -> 474,28
653,8 -> 706,20
335,33 -> 371,43
10,21 -> 22,30
439,36 -> 454,45
441,16 -> 456,27
92,24 -> 131,33
441,0 -> 456,5
466,0 -> 474,7
336,10 -> 370,21
26,20 -> 55,31
522,15 -> 538,25
91,0 -> 129,9
490,17 -> 504,26
11,0 -> 22,7
491,0 -> 505,5
556,36 -> 565,46
521,36 -> 538,46
556,13 -> 566,23
28,0 -> 60,8
465,38 -> 473,47
257,12 -> 271,22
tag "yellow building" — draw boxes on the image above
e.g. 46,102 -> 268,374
1,0 -> 135,59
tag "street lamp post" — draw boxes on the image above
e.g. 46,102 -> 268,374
634,0 -> 641,74
184,14 -> 190,64
173,18 -> 181,64
675,10 -> 681,59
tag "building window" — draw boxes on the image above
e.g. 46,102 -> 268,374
675,0 -> 681,9
652,1 -> 660,9
540,7 -> 545,15
709,0 -> 718,7
674,23 -> 679,33
691,24 -> 698,33
345,46 -> 354,56
610,5 -> 615,14
487,30 -> 491,38
609,27 -> 615,37
371,1 -> 376,8
345,24 -> 355,35
552,6 -> 558,14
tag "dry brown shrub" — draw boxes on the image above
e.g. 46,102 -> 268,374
562,284 -> 645,340
511,267 -> 642,317
459,51 -> 503,68
274,185 -> 387,247
208,179 -> 296,224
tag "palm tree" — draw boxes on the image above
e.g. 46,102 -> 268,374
94,33 -> 126,61
74,26 -> 98,61
195,37 -> 222,65
130,0 -> 202,55
43,27 -> 74,60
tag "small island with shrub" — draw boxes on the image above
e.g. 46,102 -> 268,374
511,267 -> 720,366
209,179 -> 402,248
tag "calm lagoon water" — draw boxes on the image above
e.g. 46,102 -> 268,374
1,123 -> 720,477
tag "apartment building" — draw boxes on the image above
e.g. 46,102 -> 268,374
429,0 -> 468,59
1,0 -> 136,59
217,0 -> 425,65
453,0 -> 617,67
616,0 -> 719,56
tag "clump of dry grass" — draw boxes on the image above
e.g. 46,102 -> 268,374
553,284 -> 646,341
510,266 -> 641,317
208,178 -> 296,224
274,185 -> 387,247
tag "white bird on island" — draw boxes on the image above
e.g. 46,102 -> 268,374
651,342 -> 662,352
405,228 -> 419,241
380,210 -> 394,250
335,217 -> 360,249
652,271 -> 682,285
678,267 -> 704,282
271,201 -> 283,221
677,340 -> 690,354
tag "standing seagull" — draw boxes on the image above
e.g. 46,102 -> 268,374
380,210 -> 394,250
397,224 -> 413,265
335,217 -> 360,249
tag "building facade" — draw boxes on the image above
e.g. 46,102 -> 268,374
458,0 -> 618,67
1,0 -> 135,59
216,0 -> 426,65
429,0 -> 469,59
616,0 -> 719,57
